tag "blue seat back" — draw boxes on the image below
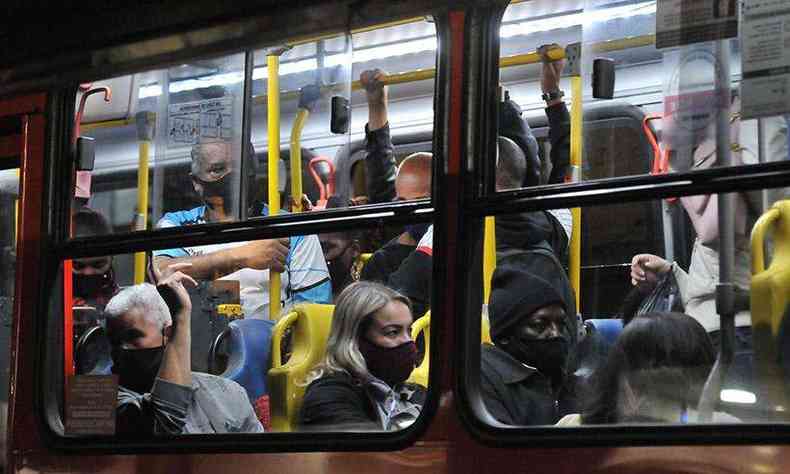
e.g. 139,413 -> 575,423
585,318 -> 624,347
220,318 -> 274,428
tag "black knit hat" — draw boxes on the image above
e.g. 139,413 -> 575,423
488,263 -> 568,340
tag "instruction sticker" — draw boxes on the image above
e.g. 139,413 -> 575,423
65,375 -> 118,436
741,0 -> 790,119
167,97 -> 233,147
656,0 -> 738,49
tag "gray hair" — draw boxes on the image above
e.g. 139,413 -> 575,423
306,281 -> 411,384
105,283 -> 172,330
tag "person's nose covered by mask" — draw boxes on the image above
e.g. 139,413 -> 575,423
359,337 -> 418,388
488,264 -> 574,383
193,170 -> 239,216
111,344 -> 165,394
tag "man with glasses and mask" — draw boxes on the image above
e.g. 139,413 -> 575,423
482,256 -> 578,426
106,265 -> 263,435
153,140 -> 331,319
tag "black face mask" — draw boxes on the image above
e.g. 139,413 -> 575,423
111,346 -> 165,394
358,338 -> 419,388
501,336 -> 569,381
195,171 -> 238,213
74,267 -> 116,300
327,258 -> 351,294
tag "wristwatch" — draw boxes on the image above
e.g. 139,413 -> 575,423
541,90 -> 564,102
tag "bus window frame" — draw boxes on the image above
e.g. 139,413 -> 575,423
36,14 -> 451,454
456,3 -> 790,447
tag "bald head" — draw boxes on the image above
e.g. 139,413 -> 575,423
496,136 -> 526,191
395,152 -> 432,201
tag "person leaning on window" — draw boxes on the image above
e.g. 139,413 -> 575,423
299,281 -> 424,431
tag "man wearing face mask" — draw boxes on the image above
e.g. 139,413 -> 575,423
106,266 -> 263,435
72,206 -> 119,311
481,254 -> 578,426
154,140 -> 331,319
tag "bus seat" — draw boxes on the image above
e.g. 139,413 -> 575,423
268,304 -> 335,432
406,311 -> 492,388
584,318 -> 624,347
751,199 -> 790,407
218,318 -> 275,430
74,325 -> 112,375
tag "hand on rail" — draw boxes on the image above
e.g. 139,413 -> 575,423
290,194 -> 313,212
630,253 -> 671,287
538,43 -> 565,106
360,68 -> 389,130
233,238 -> 290,273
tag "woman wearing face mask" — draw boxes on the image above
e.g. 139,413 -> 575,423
300,281 -> 424,431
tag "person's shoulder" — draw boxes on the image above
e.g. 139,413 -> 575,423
159,206 -> 206,227
192,372 -> 248,399
481,343 -> 537,383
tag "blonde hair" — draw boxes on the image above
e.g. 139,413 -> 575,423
305,281 -> 411,384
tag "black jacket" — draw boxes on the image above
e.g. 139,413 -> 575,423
360,237 -> 416,285
300,373 -> 379,430
481,343 -> 577,425
546,102 -> 571,185
364,124 -> 397,204
496,211 -> 569,267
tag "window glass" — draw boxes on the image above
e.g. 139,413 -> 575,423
0,168 -> 17,466
494,0 -> 790,193
474,188 -> 790,428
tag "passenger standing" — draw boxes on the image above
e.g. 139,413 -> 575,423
153,140 -> 331,319
356,69 -> 433,284
300,281 -> 423,431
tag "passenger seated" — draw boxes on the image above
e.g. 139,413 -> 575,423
300,281 -> 424,431
153,140 -> 331,319
571,311 -> 736,425
319,197 -> 364,300
357,68 -> 433,284
482,259 -> 578,425
106,266 -> 263,435
72,206 -> 119,310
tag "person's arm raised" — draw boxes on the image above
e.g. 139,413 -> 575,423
153,263 -> 197,388
155,238 -> 290,280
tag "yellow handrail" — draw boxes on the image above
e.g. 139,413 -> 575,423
271,311 -> 299,368
483,216 -> 496,303
268,54 -> 283,321
751,207 -> 781,275
83,35 -> 656,131
569,75 -> 583,312
289,108 -> 309,213
134,139 -> 150,283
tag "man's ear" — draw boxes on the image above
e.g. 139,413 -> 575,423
190,173 -> 201,195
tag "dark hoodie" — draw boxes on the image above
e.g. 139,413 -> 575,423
496,211 -> 569,268
481,251 -> 578,425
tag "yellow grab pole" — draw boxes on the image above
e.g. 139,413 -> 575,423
569,75 -> 583,312
267,53 -> 283,320
134,141 -> 150,283
289,108 -> 310,213
134,111 -> 154,284
483,216 -> 496,304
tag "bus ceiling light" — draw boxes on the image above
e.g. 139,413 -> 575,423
720,389 -> 757,404
499,1 -> 656,38
138,1 -> 656,99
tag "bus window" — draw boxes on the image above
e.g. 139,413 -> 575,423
52,205 -> 434,436
494,0 -> 789,194
471,189 -> 790,429
0,168 -> 17,466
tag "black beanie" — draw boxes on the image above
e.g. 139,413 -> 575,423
488,264 -> 567,340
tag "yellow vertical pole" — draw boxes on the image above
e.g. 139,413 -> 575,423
569,76 -> 583,312
289,109 -> 309,213
483,216 -> 496,303
134,140 -> 150,283
267,54 -> 283,320
134,112 -> 154,284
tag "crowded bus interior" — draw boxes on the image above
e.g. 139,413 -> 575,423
3,0 -> 790,470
